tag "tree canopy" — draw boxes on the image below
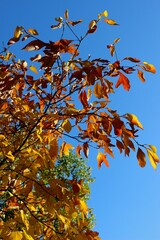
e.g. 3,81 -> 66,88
0,9 -> 159,239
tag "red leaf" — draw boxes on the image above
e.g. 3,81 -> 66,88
115,72 -> 130,90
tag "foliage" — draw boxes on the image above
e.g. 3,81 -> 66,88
0,9 -> 159,239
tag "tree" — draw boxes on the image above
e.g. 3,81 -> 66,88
0,9 -> 159,239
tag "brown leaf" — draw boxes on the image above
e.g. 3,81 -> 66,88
137,147 -> 146,167
124,57 -> 141,63
79,90 -> 89,108
83,142 -> 89,158
68,20 -> 82,26
22,40 -> 45,51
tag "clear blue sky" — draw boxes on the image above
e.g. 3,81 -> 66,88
1,1 -> 160,239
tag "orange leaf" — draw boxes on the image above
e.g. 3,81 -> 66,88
60,142 -> 73,156
137,69 -> 145,83
142,62 -> 156,73
97,152 -> 110,168
115,72 -> 130,90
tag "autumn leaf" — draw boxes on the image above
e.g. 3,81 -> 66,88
98,10 -> 108,19
147,149 -> 158,170
23,229 -> 34,240
79,90 -> 89,108
60,142 -> 73,156
94,82 -> 103,98
124,57 -> 141,63
97,152 -> 110,168
68,20 -> 83,26
22,40 -> 45,51
62,119 -> 72,133
14,26 -> 23,38
30,65 -> 38,74
115,72 -> 130,90
8,231 -> 23,240
113,38 -> 120,44
137,147 -> 146,167
126,113 -> 144,129
64,9 -> 69,20
104,18 -> 119,25
137,69 -> 145,83
28,28 -> 39,35
142,62 -> 156,73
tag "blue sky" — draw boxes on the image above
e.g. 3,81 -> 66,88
1,1 -> 160,239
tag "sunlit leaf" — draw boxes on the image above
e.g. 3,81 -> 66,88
62,119 -> 72,133
28,28 -> 39,35
55,17 -> 63,23
51,22 -> 63,30
126,113 -> 143,129
30,65 -> 38,74
94,82 -> 103,98
68,20 -> 82,26
142,62 -> 156,73
64,9 -> 69,20
98,10 -> 108,19
113,38 -> 120,44
115,72 -> 130,90
137,69 -> 145,83
149,145 -> 157,153
14,26 -> 23,38
104,18 -> 119,25
60,142 -> 73,156
23,229 -> 34,240
8,231 -> 23,240
97,152 -> 110,168
88,20 -> 97,30
147,149 -> 157,170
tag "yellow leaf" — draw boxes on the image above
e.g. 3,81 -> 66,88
62,119 -> 72,133
89,20 -> 96,29
28,28 -> 38,35
147,149 -> 157,170
60,142 -> 73,156
14,26 -> 23,38
30,65 -> 38,74
87,88 -> 92,100
79,200 -> 88,213
137,147 -> 146,167
8,231 -> 23,240
20,210 -> 29,230
143,62 -> 156,73
149,145 -> 157,153
97,152 -> 110,168
23,229 -> 34,240
94,82 -> 103,99
126,113 -> 144,129
98,10 -> 108,19
104,18 -> 119,25
6,151 -> 15,161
